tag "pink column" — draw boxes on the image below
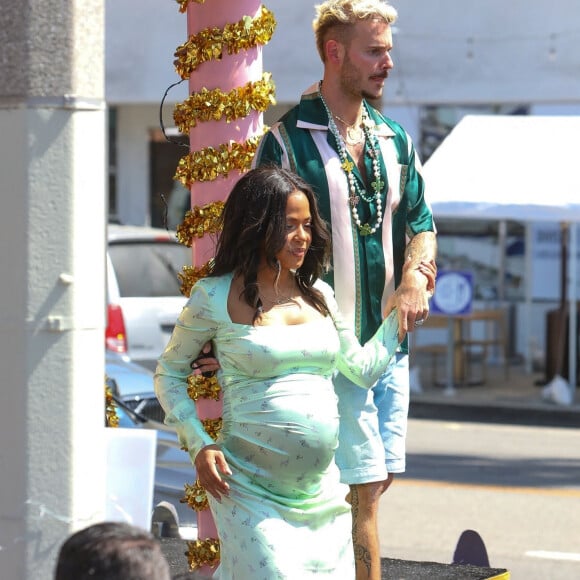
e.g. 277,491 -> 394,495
187,0 -> 263,267
185,0 -> 263,572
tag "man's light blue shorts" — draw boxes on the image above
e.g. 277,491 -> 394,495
334,353 -> 409,485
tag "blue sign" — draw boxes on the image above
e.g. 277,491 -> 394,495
431,270 -> 474,315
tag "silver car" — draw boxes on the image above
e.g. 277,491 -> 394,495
106,224 -> 191,371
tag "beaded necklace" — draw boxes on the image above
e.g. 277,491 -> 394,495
319,88 -> 385,236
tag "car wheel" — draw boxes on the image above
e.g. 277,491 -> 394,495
151,500 -> 180,539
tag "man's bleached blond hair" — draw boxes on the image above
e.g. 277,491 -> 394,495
313,0 -> 398,61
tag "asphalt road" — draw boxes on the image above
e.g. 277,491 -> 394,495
378,418 -> 580,579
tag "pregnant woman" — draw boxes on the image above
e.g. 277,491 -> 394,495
155,166 -> 412,579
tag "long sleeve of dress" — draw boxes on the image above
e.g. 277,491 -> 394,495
154,281 -> 218,461
317,281 -> 401,389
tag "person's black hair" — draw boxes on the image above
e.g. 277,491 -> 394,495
211,165 -> 332,322
54,521 -> 170,580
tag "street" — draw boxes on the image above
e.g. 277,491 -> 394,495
379,418 -> 580,579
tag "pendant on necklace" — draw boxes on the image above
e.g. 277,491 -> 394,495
371,178 -> 385,192
359,223 -> 373,236
346,125 -> 364,146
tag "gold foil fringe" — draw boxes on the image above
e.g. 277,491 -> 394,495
105,384 -> 119,428
187,373 -> 222,401
175,136 -> 261,186
186,538 -> 221,571
176,201 -> 224,247
178,261 -> 214,297
173,73 -> 275,131
201,417 -> 223,441
174,6 -> 276,79
182,480 -> 210,512
176,0 -> 206,14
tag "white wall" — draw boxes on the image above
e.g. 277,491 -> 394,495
105,0 -> 188,105
531,103 -> 580,116
106,0 -> 580,106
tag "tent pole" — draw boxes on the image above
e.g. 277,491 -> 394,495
569,223 -> 577,391
524,223 -> 533,374
498,220 -> 507,302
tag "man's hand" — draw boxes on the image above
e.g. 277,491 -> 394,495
194,444 -> 232,501
191,342 -> 220,377
385,259 -> 437,342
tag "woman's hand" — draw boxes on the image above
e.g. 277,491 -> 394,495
417,259 -> 437,296
194,444 -> 232,501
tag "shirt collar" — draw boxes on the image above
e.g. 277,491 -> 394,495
295,82 -> 395,139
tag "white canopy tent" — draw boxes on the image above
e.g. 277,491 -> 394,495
422,115 -> 580,394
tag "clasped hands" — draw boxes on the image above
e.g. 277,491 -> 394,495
384,259 -> 437,343
193,259 -> 437,493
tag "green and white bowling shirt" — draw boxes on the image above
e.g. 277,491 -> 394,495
253,83 -> 435,350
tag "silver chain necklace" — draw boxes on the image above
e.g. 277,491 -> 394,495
259,293 -> 296,306
333,112 -> 365,146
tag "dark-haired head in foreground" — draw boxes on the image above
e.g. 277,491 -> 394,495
54,521 -> 171,580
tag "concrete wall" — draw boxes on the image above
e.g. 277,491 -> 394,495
0,1 -> 107,577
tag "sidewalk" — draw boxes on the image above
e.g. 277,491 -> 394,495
408,360 -> 580,428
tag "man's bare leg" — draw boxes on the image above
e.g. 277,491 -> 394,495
349,475 -> 394,580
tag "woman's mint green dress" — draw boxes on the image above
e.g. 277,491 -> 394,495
155,273 -> 399,579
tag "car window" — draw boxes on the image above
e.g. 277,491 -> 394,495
109,242 -> 191,298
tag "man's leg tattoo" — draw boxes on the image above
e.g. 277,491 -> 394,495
350,485 -> 372,576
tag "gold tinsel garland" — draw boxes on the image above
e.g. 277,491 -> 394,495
186,538 -> 221,571
201,417 -> 223,441
187,373 -> 222,401
173,74 -> 275,131
172,3 -> 277,571
178,261 -> 214,297
176,201 -> 224,247
182,480 -> 210,512
105,384 -> 119,428
176,0 -> 206,14
174,6 -> 276,79
175,136 -> 261,187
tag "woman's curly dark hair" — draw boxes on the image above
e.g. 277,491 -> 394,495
210,165 -> 332,322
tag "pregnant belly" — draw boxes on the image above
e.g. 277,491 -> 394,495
220,375 -> 340,491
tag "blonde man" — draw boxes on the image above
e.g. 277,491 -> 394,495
253,1 -> 437,577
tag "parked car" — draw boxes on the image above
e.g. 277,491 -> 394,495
105,351 -> 197,539
106,224 -> 191,371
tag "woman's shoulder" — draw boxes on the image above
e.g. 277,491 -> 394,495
189,273 -> 233,310
313,278 -> 335,300
194,272 -> 233,292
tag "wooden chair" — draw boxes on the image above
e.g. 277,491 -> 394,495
459,308 -> 509,385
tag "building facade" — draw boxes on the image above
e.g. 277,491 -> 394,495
105,0 -> 580,367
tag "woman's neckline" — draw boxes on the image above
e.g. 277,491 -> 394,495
222,272 -> 327,328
